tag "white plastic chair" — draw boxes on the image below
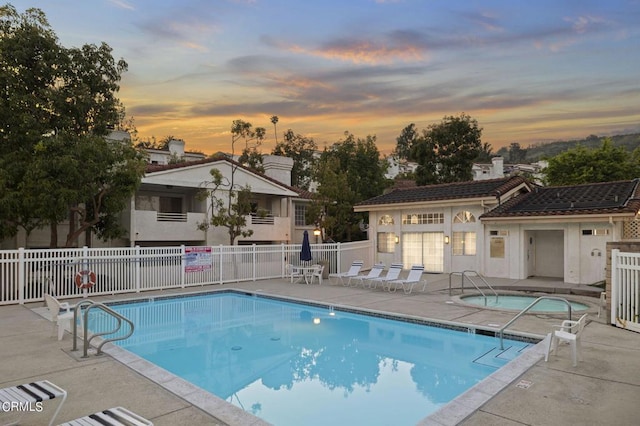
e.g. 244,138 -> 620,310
329,261 -> 364,286
310,264 -> 324,285
287,264 -> 303,283
44,293 -> 74,341
545,313 -> 589,367
386,264 -> 425,294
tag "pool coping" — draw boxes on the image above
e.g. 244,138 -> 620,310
450,290 -> 598,316
95,288 -> 547,426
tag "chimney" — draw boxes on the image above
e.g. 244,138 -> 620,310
262,155 -> 294,186
167,139 -> 185,157
491,156 -> 504,178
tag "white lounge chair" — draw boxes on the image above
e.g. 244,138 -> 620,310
367,263 -> 403,289
545,313 -> 589,367
385,264 -> 425,294
349,263 -> 385,288
329,261 -> 364,286
44,293 -> 74,341
59,406 -> 153,426
0,380 -> 67,426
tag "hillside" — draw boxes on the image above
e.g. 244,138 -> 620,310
495,133 -> 640,163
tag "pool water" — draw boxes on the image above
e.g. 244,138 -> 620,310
462,294 -> 590,312
90,293 -> 531,426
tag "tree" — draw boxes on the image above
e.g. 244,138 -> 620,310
393,123 -> 418,160
271,129 -> 317,189
270,115 -> 279,145
0,5 -> 64,239
198,168 -> 254,246
411,113 -> 482,185
312,132 -> 389,242
544,138 -> 640,186
0,5 -> 140,247
474,142 -> 494,163
235,119 -> 266,173
199,119 -> 263,245
24,133 -> 146,247
506,142 -> 527,163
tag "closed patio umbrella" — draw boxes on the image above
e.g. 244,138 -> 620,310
300,230 -> 313,263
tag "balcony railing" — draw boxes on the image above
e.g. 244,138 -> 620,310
250,213 -> 275,225
157,212 -> 187,222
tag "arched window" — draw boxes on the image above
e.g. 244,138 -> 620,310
454,211 -> 476,223
378,215 -> 394,225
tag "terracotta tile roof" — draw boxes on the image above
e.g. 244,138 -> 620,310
144,155 -> 313,199
481,179 -> 640,218
356,176 -> 528,206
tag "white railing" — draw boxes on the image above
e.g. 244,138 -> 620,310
249,213 -> 275,225
611,249 -> 640,332
157,212 -> 188,222
0,241 -> 373,305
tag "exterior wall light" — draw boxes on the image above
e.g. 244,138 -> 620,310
444,235 -> 450,244
395,235 -> 400,244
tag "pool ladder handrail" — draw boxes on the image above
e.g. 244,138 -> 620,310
449,270 -> 498,305
498,296 -> 572,350
71,299 -> 135,358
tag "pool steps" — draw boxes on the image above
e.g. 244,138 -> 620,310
474,344 -> 531,368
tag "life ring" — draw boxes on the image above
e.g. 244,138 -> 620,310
75,270 -> 96,289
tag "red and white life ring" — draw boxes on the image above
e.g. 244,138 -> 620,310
75,270 -> 96,289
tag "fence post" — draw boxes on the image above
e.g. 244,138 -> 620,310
336,242 -> 342,273
281,243 -> 286,278
180,245 -> 186,288
18,247 -> 25,305
135,245 -> 141,292
82,246 -> 89,298
252,244 -> 257,281
611,249 -> 619,326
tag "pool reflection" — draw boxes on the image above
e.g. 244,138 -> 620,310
99,293 -> 524,425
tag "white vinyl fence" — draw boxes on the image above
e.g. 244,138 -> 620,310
611,249 -> 640,333
0,241 -> 373,305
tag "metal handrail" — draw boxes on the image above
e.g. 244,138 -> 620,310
462,270 -> 498,305
71,300 -> 134,357
448,270 -> 498,305
498,296 -> 572,349
449,272 -> 463,296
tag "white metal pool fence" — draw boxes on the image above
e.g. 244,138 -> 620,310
0,241 -> 373,305
611,249 -> 640,333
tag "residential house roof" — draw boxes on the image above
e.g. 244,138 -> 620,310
355,176 -> 529,207
145,155 -> 314,200
480,179 -> 640,219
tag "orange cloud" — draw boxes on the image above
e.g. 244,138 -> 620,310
283,40 -> 426,64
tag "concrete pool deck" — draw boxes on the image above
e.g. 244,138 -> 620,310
1,274 -> 639,425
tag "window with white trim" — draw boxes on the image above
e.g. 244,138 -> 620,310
378,215 -> 394,225
294,204 -> 307,226
452,232 -> 476,256
377,232 -> 396,253
401,213 -> 444,224
453,211 -> 476,223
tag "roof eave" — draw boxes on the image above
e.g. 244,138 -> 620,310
481,212 -> 636,224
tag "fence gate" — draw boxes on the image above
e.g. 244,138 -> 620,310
611,249 -> 640,333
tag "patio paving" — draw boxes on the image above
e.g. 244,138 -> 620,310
1,273 -> 638,425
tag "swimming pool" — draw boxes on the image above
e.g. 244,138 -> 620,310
90,292 -> 533,425
460,294 -> 590,312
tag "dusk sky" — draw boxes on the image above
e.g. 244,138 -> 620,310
12,0 -> 640,155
